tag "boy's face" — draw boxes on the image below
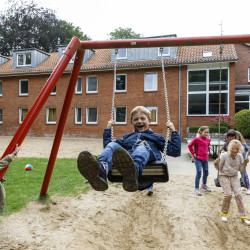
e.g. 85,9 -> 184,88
131,111 -> 151,132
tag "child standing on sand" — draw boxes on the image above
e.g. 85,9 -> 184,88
214,140 -> 250,225
188,126 -> 211,196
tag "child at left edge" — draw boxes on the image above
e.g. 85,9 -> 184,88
188,126 -> 211,196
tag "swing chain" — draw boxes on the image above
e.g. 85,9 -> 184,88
160,47 -> 171,161
111,48 -> 118,141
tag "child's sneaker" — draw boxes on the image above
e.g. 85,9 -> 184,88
112,147 -> 138,192
241,217 -> 250,226
77,151 -> 108,191
201,185 -> 211,192
195,189 -> 202,196
221,216 -> 228,222
246,189 -> 250,195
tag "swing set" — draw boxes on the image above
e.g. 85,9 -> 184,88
0,34 -> 250,196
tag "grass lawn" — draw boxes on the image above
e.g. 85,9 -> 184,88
1,157 -> 90,217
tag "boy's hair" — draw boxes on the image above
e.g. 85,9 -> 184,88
235,131 -> 246,144
130,106 -> 151,121
228,139 -> 243,154
198,126 -> 209,134
226,129 -> 236,137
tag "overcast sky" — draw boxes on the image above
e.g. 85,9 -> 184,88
1,0 -> 250,40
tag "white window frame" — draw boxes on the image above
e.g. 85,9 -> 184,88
235,93 -> 250,111
158,47 -> 170,56
17,53 -> 31,66
75,77 -> 82,94
187,68 -> 229,116
75,107 -> 82,124
117,48 -> 127,59
19,79 -> 28,96
19,108 -> 28,124
46,108 -> 56,124
86,76 -> 98,93
115,106 -> 127,124
115,74 -> 127,93
248,68 -> 250,82
203,51 -> 213,58
0,109 -> 2,124
144,73 -> 158,92
145,106 -> 158,125
0,81 -> 2,97
86,107 -> 97,124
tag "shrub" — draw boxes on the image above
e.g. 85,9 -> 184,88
235,109 -> 250,138
209,115 -> 231,128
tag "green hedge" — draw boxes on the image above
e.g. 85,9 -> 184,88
188,126 -> 228,134
235,110 -> 250,138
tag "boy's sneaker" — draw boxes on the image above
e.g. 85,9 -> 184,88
195,189 -> 202,196
241,218 -> 250,226
201,185 -> 211,192
246,189 -> 250,195
77,151 -> 108,191
112,147 -> 138,192
221,216 -> 228,222
147,190 -> 153,196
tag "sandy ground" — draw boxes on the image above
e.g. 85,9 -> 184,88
0,136 -> 250,250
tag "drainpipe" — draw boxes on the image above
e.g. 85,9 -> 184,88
179,63 -> 182,137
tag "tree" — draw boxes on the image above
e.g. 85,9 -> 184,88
108,27 -> 142,40
0,0 -> 91,55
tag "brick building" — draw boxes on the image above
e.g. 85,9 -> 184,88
0,36 -> 240,139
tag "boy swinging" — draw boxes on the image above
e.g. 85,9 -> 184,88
77,106 -> 181,192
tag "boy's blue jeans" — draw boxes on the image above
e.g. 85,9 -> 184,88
98,141 -> 154,175
194,159 -> 209,189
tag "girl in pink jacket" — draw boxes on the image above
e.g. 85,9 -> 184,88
188,126 -> 211,196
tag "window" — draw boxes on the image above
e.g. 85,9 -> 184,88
46,108 -> 56,124
158,47 -> 170,56
86,76 -> 97,93
235,94 -> 250,113
144,73 -> 157,91
19,80 -> 28,96
117,48 -> 127,59
75,107 -> 82,124
75,77 -> 82,94
17,53 -> 31,66
86,107 -> 97,124
188,68 -> 229,115
248,68 -> 250,82
115,107 -> 127,124
0,81 -> 2,96
0,109 -> 2,124
146,106 -> 157,124
51,86 -> 56,95
19,108 -> 28,124
203,51 -> 213,58
116,74 -> 126,92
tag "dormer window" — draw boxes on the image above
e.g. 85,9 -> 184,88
203,51 -> 213,58
158,47 -> 170,56
17,53 -> 31,66
117,48 -> 127,59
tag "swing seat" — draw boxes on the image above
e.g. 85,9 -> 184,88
107,161 -> 169,183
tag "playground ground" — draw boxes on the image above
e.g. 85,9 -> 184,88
0,136 -> 250,249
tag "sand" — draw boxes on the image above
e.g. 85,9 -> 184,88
0,136 -> 250,250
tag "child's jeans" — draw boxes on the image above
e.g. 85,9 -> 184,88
194,159 -> 208,189
220,175 -> 246,217
0,183 -> 6,214
98,141 -> 153,175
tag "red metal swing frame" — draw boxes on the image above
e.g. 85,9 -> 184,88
1,34 -> 250,196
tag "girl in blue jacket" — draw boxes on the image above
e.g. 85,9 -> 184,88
77,106 -> 181,192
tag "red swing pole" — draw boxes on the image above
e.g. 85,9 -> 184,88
0,37 -> 81,180
40,48 -> 85,196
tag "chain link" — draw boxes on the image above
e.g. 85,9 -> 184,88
110,49 -> 118,141
160,48 -> 171,161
